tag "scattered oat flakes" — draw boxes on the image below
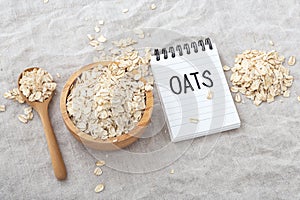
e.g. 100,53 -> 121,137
43,0 -> 49,3
4,88 -> 25,103
97,35 -> 107,43
170,169 -> 174,174
96,160 -> 106,167
206,90 -> 213,99
122,8 -> 129,13
189,118 -> 199,124
235,93 -> 242,103
297,96 -> 300,102
288,56 -> 296,66
94,167 -> 103,176
150,4 -> 157,10
0,105 -> 5,112
56,73 -> 61,78
94,184 -> 105,193
269,40 -> 274,46
223,65 -> 231,71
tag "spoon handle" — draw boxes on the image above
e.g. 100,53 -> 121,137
38,108 -> 67,180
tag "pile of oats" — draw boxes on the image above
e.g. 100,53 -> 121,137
226,50 -> 294,106
66,48 -> 153,140
4,88 -> 25,104
3,68 -> 56,123
19,68 -> 57,102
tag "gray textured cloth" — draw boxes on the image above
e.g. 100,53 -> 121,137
1,0 -> 300,199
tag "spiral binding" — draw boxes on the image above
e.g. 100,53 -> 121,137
154,38 -> 213,61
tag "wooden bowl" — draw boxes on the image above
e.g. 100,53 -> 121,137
60,62 -> 153,151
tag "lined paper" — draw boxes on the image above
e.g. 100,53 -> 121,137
151,43 -> 240,142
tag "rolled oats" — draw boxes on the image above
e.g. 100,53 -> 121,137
19,68 -> 56,102
189,118 -> 199,124
67,47 -> 152,139
206,90 -> 213,99
94,184 -> 105,193
0,105 -> 5,112
150,4 -> 157,10
122,8 -> 129,13
288,56 -> 296,66
229,50 -> 294,106
18,114 -> 28,123
235,93 -> 242,103
94,26 -> 100,33
87,34 -> 94,41
98,20 -> 104,25
4,88 -> 25,103
97,35 -> 107,43
223,65 -> 231,71
94,167 -> 103,176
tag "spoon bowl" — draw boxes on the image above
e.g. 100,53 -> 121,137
18,67 -> 67,180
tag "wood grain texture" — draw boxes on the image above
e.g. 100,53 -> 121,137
60,62 -> 154,151
18,67 -> 67,180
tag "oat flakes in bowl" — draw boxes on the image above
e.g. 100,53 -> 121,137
60,59 -> 153,150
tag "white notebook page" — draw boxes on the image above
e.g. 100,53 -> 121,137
151,43 -> 240,142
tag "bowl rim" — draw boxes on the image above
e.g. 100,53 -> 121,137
60,61 -> 154,145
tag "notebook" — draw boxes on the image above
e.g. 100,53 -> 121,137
151,38 -> 241,142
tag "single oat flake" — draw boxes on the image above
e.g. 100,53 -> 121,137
223,65 -> 231,71
288,56 -> 296,66
94,184 -> 105,193
235,93 -> 242,103
170,169 -> 174,174
189,118 -> 199,124
0,105 -> 6,112
206,90 -> 213,99
98,20 -> 104,25
94,167 -> 103,176
96,160 -> 106,167
150,4 -> 157,10
94,26 -> 100,33
122,8 -> 129,13
97,35 -> 107,43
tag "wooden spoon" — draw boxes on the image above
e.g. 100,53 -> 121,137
18,67 -> 67,180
